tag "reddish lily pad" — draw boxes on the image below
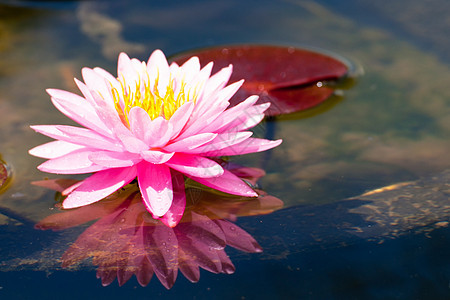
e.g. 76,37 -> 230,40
171,45 -> 350,116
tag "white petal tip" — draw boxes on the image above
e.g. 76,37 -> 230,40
247,190 -> 258,197
61,200 -> 77,209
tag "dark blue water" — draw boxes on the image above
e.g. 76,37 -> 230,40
1,212 -> 449,299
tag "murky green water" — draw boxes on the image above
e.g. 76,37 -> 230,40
1,0 -> 449,298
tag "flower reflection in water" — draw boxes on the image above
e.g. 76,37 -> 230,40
35,165 -> 283,288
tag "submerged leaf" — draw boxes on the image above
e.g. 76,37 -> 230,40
0,163 -> 6,188
0,159 -> 11,193
171,45 -> 350,116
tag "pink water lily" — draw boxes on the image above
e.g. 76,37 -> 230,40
30,50 -> 281,227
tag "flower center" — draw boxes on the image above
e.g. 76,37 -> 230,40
111,71 -> 196,127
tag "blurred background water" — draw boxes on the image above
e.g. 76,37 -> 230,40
0,0 -> 449,298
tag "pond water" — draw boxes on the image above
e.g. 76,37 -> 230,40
1,0 -> 450,298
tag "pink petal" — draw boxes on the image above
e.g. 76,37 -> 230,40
179,61 -> 212,102
159,170 -> 186,227
30,125 -> 123,152
37,148 -> 108,174
29,140 -> 85,159
176,99 -> 230,139
194,80 -> 242,117
196,64 -> 232,108
177,56 -> 201,85
187,131 -> 253,154
88,151 -> 142,168
137,162 -> 173,217
47,88 -> 112,137
147,50 -> 171,96
188,169 -> 257,197
141,150 -> 174,164
165,154 -> 224,178
163,132 -> 217,153
231,103 -> 269,131
232,112 -> 265,132
189,62 -> 213,92
74,78 -> 98,107
215,79 -> 243,102
117,52 -> 140,85
131,57 -> 146,71
93,67 -> 118,84
128,106 -> 153,142
222,95 -> 261,117
142,116 -> 173,147
206,64 -> 233,92
169,61 -> 179,71
85,90 -> 133,141
116,133 -> 148,154
74,79 -> 119,126
62,166 -> 137,209
168,101 -> 195,139
81,68 -> 114,107
199,95 -> 259,133
202,138 -> 282,156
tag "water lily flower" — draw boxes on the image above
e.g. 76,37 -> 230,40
29,50 -> 281,226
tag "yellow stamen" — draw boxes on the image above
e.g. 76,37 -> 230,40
111,69 -> 200,127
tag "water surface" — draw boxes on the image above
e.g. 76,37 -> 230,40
0,0 -> 449,298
